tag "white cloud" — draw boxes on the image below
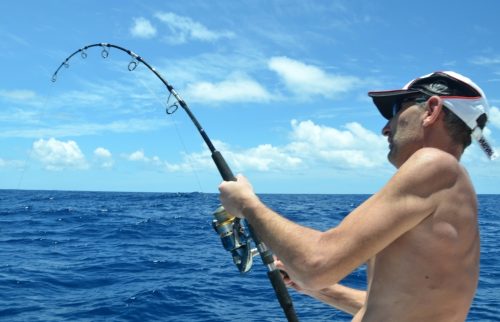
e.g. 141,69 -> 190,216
57,90 -> 105,106
489,106 -> 500,129
286,120 -> 387,168
0,158 -> 26,169
268,56 -> 361,99
1,118 -> 169,139
130,17 -> 157,39
184,74 -> 272,103
128,120 -> 387,174
0,89 -> 37,101
122,141 -> 301,174
0,108 -> 41,124
229,144 -> 303,171
164,150 -> 212,172
471,56 -> 500,66
154,12 -> 235,44
0,30 -> 29,47
125,150 -> 162,165
94,147 -> 113,168
94,147 -> 111,158
127,150 -> 148,162
31,138 -> 88,171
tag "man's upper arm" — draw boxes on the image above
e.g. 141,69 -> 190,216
312,148 -> 460,286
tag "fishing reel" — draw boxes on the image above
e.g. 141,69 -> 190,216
212,206 -> 257,273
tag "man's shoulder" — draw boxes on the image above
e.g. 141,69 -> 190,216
405,148 -> 460,175
395,148 -> 462,196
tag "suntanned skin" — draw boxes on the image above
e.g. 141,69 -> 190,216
219,96 -> 480,321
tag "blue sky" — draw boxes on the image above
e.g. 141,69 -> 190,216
1,0 -> 499,193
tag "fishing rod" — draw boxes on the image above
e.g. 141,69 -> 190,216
52,43 -> 299,321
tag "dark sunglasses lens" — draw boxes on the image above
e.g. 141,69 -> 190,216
391,96 -> 428,118
391,101 -> 400,118
415,96 -> 428,103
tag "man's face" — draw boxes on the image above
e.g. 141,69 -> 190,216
382,98 -> 427,167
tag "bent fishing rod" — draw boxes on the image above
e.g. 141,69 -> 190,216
52,43 -> 298,322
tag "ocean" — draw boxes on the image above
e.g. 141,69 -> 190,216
0,190 -> 498,321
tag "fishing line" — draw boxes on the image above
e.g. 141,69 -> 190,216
15,72 -> 57,190
15,146 -> 34,190
15,154 -> 30,190
134,74 -> 205,193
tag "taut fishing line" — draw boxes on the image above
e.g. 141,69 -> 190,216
15,72 -> 56,190
134,74 -> 205,193
52,43 -> 299,321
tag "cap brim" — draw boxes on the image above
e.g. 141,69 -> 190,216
368,89 -> 422,119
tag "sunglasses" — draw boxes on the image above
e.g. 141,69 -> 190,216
391,95 -> 429,118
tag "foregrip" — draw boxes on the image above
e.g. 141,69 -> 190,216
212,150 -> 235,181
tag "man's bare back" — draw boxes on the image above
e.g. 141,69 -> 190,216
353,150 -> 480,322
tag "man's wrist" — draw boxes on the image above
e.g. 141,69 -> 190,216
241,194 -> 264,219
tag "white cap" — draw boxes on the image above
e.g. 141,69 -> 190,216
369,71 -> 497,160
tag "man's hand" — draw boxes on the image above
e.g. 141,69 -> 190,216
275,257 -> 306,292
218,174 -> 260,218
276,257 -> 366,316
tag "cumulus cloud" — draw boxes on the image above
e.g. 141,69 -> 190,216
164,150 -> 213,172
286,120 -> 387,168
229,143 -> 303,171
125,150 -> 161,165
184,74 -> 272,103
125,120 -> 387,174
489,106 -> 500,129
154,12 -> 235,44
31,138 -> 88,171
126,150 -> 148,162
94,147 -> 113,168
124,142 -> 301,173
94,147 -> 111,158
130,17 -> 157,38
268,56 -> 361,99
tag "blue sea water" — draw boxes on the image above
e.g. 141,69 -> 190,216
0,190 -> 498,321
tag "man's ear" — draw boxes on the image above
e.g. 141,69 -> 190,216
422,96 -> 444,127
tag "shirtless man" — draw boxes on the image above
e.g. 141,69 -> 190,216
218,71 -> 496,321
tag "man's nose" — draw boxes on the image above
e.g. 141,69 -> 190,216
381,120 -> 391,136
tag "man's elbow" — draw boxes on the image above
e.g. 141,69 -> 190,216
292,254 -> 343,290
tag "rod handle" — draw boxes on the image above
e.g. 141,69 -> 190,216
268,269 -> 299,322
212,150 -> 236,181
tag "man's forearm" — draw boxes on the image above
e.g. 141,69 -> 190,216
220,175 -> 371,289
240,198 -> 329,287
301,284 -> 366,316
